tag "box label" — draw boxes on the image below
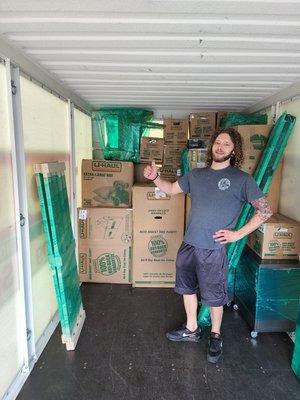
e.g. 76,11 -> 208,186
92,160 -> 122,172
148,235 -> 168,257
79,253 -> 87,274
94,253 -> 121,275
79,209 -> 87,220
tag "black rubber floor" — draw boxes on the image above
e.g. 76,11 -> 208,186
17,284 -> 300,400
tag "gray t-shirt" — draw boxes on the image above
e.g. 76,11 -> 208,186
178,165 -> 263,249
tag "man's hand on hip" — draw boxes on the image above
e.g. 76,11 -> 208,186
213,229 -> 241,244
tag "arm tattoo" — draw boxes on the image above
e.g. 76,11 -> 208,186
251,196 -> 273,221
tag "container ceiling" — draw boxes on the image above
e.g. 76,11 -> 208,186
1,0 -> 300,111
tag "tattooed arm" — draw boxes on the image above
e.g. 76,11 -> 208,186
213,196 -> 273,244
250,196 -> 273,222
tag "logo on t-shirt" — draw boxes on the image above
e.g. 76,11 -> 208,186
218,178 -> 231,191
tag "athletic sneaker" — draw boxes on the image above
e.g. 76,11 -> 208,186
207,332 -> 223,363
166,325 -> 202,342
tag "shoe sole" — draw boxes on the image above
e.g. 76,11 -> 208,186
166,334 -> 201,343
207,351 -> 222,363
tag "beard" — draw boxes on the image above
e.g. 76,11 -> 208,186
212,151 -> 234,163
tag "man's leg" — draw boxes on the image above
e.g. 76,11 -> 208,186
210,305 -> 223,335
166,292 -> 201,341
166,243 -> 202,342
195,247 -> 228,363
207,306 -> 224,363
183,293 -> 198,332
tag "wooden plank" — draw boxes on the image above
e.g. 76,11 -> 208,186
61,304 -> 86,351
34,161 -> 65,176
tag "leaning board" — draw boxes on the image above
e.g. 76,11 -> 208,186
34,162 -> 86,350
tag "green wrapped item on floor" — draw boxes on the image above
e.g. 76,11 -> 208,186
93,108 -> 163,162
34,162 -> 86,351
220,112 -> 268,128
292,301 -> 300,380
235,247 -> 300,336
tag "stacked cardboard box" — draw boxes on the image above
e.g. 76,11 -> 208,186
235,124 -> 281,213
248,214 -> 300,260
237,124 -> 273,175
161,118 -> 189,181
81,159 -> 134,208
189,112 -> 216,140
134,163 -> 152,184
159,166 -> 180,183
78,208 -> 132,284
132,184 -> 185,287
80,159 -> 134,284
163,144 -> 183,169
139,137 -> 164,164
163,118 -> 189,145
216,111 -> 227,129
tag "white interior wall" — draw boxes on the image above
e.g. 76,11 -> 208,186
74,108 -> 92,207
278,98 -> 300,222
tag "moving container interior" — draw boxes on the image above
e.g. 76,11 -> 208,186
1,1 -> 300,399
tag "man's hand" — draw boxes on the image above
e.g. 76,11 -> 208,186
213,229 -> 241,244
144,160 -> 158,181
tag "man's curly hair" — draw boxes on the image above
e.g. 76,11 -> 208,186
205,128 -> 244,168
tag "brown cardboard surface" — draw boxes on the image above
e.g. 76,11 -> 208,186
132,185 -> 185,287
140,137 -> 164,163
77,207 -> 132,283
159,166 -> 180,182
81,159 -> 134,208
78,207 -> 132,245
248,213 -> 300,260
241,159 -> 282,214
216,111 -> 227,129
236,124 -> 273,174
163,118 -> 189,144
134,163 -> 152,184
78,244 -> 131,284
189,112 -> 216,139
163,144 -> 184,168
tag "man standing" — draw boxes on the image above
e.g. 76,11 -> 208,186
144,128 -> 272,363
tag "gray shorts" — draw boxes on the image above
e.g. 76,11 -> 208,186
174,242 -> 229,307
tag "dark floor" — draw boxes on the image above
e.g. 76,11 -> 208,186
17,284 -> 300,400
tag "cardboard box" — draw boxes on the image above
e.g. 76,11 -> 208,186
81,159 -> 134,208
189,112 -> 216,139
134,163 -> 150,184
140,137 -> 164,163
132,185 -> 185,287
159,166 -> 181,182
79,245 -> 132,284
236,124 -> 273,174
216,111 -> 227,129
78,207 -> 132,283
163,118 -> 189,144
248,214 -> 300,260
163,144 -> 184,169
239,121 -> 282,213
